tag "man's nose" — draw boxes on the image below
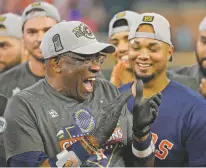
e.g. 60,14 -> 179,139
89,62 -> 101,74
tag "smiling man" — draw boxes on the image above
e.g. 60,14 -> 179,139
120,13 -> 206,166
3,21 -> 162,167
173,16 -> 206,97
109,11 -> 140,88
0,2 -> 60,98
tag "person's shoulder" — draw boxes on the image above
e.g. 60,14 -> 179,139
168,80 -> 205,105
170,64 -> 198,75
12,79 -> 45,101
167,71 -> 199,90
0,63 -> 26,80
95,77 -> 120,97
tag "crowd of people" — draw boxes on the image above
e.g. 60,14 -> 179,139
0,1 -> 206,167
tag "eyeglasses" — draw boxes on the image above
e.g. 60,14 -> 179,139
68,52 -> 107,65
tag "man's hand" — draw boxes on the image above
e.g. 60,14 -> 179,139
110,61 -> 134,88
200,78 -> 206,98
92,89 -> 132,145
132,80 -> 162,138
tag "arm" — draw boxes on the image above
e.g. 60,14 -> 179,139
126,80 -> 161,167
3,95 -> 48,167
4,89 -> 133,167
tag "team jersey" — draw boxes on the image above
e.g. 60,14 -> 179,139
120,80 -> 206,166
0,62 -> 43,98
3,78 -> 141,167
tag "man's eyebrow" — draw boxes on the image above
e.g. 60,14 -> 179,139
200,35 -> 206,40
148,42 -> 161,47
26,27 -> 52,31
130,40 -> 160,47
0,41 -> 9,45
111,38 -> 118,41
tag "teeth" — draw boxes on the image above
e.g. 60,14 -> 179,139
88,77 -> 96,81
138,63 -> 151,67
120,55 -> 128,60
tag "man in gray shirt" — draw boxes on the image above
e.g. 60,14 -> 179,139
0,13 -> 22,73
172,16 -> 206,97
0,2 -> 60,98
4,21 -> 161,167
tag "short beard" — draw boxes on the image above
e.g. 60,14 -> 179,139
195,48 -> 206,77
135,73 -> 155,83
0,62 -> 20,73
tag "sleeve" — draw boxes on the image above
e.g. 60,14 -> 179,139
3,94 -> 45,163
184,104 -> 206,166
9,151 -> 56,167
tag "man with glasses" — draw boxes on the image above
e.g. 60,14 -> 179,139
4,21 -> 161,167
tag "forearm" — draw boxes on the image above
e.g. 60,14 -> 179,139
10,135 -> 100,167
132,132 -> 155,167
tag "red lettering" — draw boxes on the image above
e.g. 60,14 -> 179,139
152,133 -> 174,160
152,133 -> 158,144
155,140 -> 174,160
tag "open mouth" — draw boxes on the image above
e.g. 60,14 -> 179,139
83,77 -> 96,93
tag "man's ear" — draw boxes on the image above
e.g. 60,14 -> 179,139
167,45 -> 174,62
50,57 -> 62,73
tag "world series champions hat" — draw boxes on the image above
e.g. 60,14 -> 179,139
21,1 -> 61,29
129,13 -> 173,61
0,13 -> 22,38
108,10 -> 140,38
40,21 -> 116,59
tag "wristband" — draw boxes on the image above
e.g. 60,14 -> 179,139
132,132 -> 155,162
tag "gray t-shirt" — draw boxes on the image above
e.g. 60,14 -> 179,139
0,62 -> 43,98
4,78 -> 134,167
167,71 -> 199,92
171,64 -> 202,84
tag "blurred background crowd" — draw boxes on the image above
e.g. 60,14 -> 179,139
0,0 -> 205,69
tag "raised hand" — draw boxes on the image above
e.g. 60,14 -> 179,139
132,80 -> 162,138
92,89 -> 132,144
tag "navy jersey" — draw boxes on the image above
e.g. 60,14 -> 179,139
120,80 -> 206,166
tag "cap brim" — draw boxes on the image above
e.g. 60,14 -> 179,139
71,41 -> 116,55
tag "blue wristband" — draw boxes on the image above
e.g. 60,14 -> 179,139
132,132 -> 155,163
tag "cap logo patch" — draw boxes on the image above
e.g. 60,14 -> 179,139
72,23 -> 95,39
52,34 -> 64,52
0,16 -> 6,22
32,2 -> 41,7
116,12 -> 126,19
142,16 -> 154,22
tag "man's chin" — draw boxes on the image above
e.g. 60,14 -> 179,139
135,74 -> 155,83
32,54 -> 45,63
78,93 -> 91,102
